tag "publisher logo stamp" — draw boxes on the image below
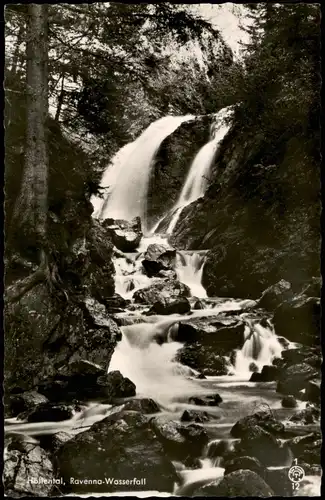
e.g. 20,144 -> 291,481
288,462 -> 305,491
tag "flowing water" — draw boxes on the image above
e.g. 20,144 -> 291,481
5,112 -> 320,497
91,115 -> 195,231
153,106 -> 234,235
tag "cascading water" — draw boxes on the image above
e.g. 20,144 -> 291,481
232,320 -> 284,376
175,251 -> 207,298
153,106 -> 234,235
91,115 -> 195,231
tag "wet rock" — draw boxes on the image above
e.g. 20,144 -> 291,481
224,455 -> 265,476
238,426 -> 287,466
231,411 -> 285,439
4,437 -> 55,496
281,395 -> 298,408
249,362 -> 259,372
133,278 -> 190,304
273,295 -> 320,346
150,416 -> 208,460
18,402 -> 78,423
103,293 -> 129,313
305,379 -> 321,404
149,296 -> 191,315
183,456 -> 202,469
142,244 -> 176,277
176,344 -> 230,376
264,467 -> 293,496
289,405 -> 320,425
272,356 -> 285,368
204,470 -> 274,497
281,347 -> 318,366
276,363 -> 318,396
103,217 -> 142,252
207,439 -> 238,464
249,372 -> 263,382
40,431 -> 76,454
259,364 -> 280,381
175,317 -> 245,350
7,391 -> 49,417
58,359 -> 106,378
96,370 -> 136,400
58,409 -> 177,493
188,394 -> 223,407
180,409 -> 209,423
122,398 -> 160,414
287,432 -> 321,465
258,279 -> 293,311
193,299 -> 205,310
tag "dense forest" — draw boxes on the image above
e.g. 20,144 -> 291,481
4,3 -> 321,498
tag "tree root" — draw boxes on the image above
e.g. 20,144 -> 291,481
5,268 -> 46,303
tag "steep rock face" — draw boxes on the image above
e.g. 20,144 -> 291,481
171,126 -> 320,299
4,220 -> 119,394
147,116 -> 212,226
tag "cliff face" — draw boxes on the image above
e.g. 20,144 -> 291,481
147,116 -> 212,227
171,123 -> 320,299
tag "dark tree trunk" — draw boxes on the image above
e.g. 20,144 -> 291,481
11,4 -> 49,256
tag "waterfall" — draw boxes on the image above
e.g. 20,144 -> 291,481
91,115 -> 195,231
175,251 -> 207,298
153,106 -> 234,235
233,321 -> 284,376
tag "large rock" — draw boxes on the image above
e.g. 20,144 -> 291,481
18,402 -> 78,423
273,295 -> 320,346
173,317 -> 245,351
6,390 -> 49,417
201,470 -> 274,497
103,217 -> 142,252
224,455 -> 265,476
142,244 -> 176,277
57,410 -> 177,493
176,344 -> 230,375
289,405 -> 320,425
276,363 -> 319,396
231,411 -> 285,438
304,379 -> 321,404
4,436 -> 56,496
97,370 -> 136,400
258,279 -> 293,311
249,364 -> 280,382
133,278 -> 191,304
149,296 -> 191,315
150,415 -> 209,460
264,467 -> 293,497
287,432 -> 321,465
238,426 -> 287,466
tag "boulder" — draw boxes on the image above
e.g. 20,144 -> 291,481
231,411 -> 285,439
142,244 -> 176,277
258,279 -> 293,311
238,425 -> 286,466
224,455 -> 265,476
259,364 -> 280,382
40,431 -> 76,454
133,279 -> 191,305
6,391 -> 49,417
97,370 -> 136,400
281,347 -> 317,366
273,295 -> 320,346
4,436 -> 55,496
203,470 -> 274,497
281,395 -> 298,408
103,217 -> 142,252
287,432 -> 321,465
264,467 -> 293,497
188,394 -> 223,407
57,410 -> 177,493
121,398 -> 160,414
149,296 -> 191,315
289,405 -> 320,425
180,410 -> 209,423
18,402 -> 79,423
175,317 -> 245,349
276,363 -> 318,396
176,345 -> 230,376
150,416 -> 208,460
305,379 -> 321,404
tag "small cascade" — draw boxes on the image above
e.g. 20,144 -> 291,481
232,321 -> 284,376
91,115 -> 195,231
153,105 -> 234,235
113,252 -> 151,299
175,467 -> 224,496
175,251 -> 207,298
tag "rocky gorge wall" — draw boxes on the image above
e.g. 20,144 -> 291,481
170,122 -> 320,299
147,116 -> 212,226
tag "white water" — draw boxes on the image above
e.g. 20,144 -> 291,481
175,251 -> 207,298
232,321 -> 284,376
155,106 -> 234,235
91,115 -> 195,230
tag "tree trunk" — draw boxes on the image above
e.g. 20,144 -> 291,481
11,4 -> 49,256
